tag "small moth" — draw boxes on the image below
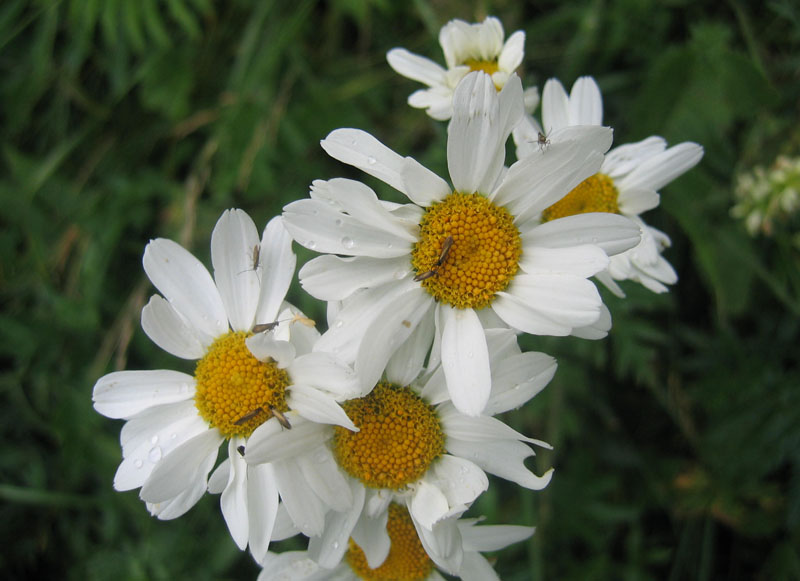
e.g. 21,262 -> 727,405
234,407 -> 264,425
252,321 -> 280,333
269,407 -> 292,430
436,235 -> 454,267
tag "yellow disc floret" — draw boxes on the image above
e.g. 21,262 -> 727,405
194,331 -> 290,438
411,192 -> 521,310
541,173 -> 620,222
464,58 -> 500,76
333,383 -> 445,490
346,503 -> 434,581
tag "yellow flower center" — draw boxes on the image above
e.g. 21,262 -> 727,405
333,383 -> 445,490
346,503 -> 434,581
411,192 -> 521,310
541,173 -> 620,222
464,58 -> 500,76
194,331 -> 290,438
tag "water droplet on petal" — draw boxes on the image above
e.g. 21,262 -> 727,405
367,156 -> 376,165
331,541 -> 340,550
150,435 -> 159,445
148,447 -> 163,463
341,237 -> 355,249
466,350 -> 474,358
334,319 -> 344,329
170,432 -> 178,439
307,240 -> 317,250
335,218 -> 343,227
134,459 -> 143,469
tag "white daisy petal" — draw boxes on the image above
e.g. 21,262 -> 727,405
385,308 -> 436,387
541,78 -> 570,133
312,178 -> 419,242
211,209 -> 261,332
321,128 -> 409,195
274,460 -> 327,536
257,552 -> 323,581
408,88 -> 454,121
351,503 -> 390,568
354,286 -> 433,393
413,512 -> 463,574
459,552 -> 500,581
498,30 -> 525,71
115,400 -> 207,491
446,437 -> 553,490
246,417 -> 332,465
617,187 -> 661,215
139,427 -> 223,503
485,352 -> 557,415
297,445 -> 353,513
618,141 -> 704,192
220,438 -> 250,550
441,409 -> 543,445
288,352 -> 360,400
400,157 -> 452,207
459,523 -> 535,552
299,255 -> 411,301
602,136 -> 667,177
569,76 -> 603,126
495,274 -> 602,335
571,302 -> 612,340
141,295 -> 207,358
410,479 -> 450,530
387,48 -> 448,87
288,383 -> 357,430
246,334 -> 296,368
448,72 -> 508,194
208,458 -> 229,494
255,216 -> 297,325
92,369 -> 195,419
440,307 -> 492,416
146,478 -> 209,521
142,238 -> 228,341
307,483 -> 365,568
247,462 -> 279,563
432,455 -> 488,508
282,198 -> 412,258
519,244 -> 609,278
524,213 -> 642,256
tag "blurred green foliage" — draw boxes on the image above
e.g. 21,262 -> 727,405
1,0 -> 799,579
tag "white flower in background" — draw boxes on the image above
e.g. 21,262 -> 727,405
515,75 -> 705,295
256,504 -> 534,581
732,154 -> 800,240
387,16 -> 526,120
283,71 -> 640,416
249,328 -> 556,574
92,210 -> 362,562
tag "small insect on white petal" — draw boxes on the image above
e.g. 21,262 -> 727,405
269,407 -> 292,430
234,407 -> 265,425
238,244 -> 261,275
537,131 -> 551,151
251,313 -> 317,334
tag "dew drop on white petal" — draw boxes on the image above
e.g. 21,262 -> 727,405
341,237 -> 355,249
148,446 -> 163,463
150,435 -> 159,445
393,269 -> 407,280
134,459 -> 144,469
170,432 -> 178,439
386,242 -> 393,249
307,240 -> 317,250
466,350 -> 474,358
350,140 -> 357,146
331,541 -> 340,550
335,218 -> 343,227
180,383 -> 190,394
334,319 -> 344,329
367,156 -> 376,165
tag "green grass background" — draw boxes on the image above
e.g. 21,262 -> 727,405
2,0 -> 799,579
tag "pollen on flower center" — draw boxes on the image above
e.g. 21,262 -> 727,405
332,383 -> 445,490
541,173 -> 620,222
346,503 -> 434,581
411,191 -> 521,310
464,58 -> 499,76
194,331 -> 290,439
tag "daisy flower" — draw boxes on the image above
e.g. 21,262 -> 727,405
282,71 -> 640,415
247,327 -> 556,574
92,210 -> 362,562
256,504 -> 534,581
387,16 -> 526,120
515,75 -> 705,295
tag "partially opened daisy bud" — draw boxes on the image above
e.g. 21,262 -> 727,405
91,210 -> 363,562
257,503 -> 535,580
283,71 -> 640,416
387,16 -> 526,120
263,329 -> 555,575
515,75 -> 705,295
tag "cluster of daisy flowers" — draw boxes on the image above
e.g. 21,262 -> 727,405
92,15 -> 704,580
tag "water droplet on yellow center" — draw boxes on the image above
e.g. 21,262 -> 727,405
411,192 -> 521,310
346,503 -> 433,581
194,331 -> 290,438
333,383 -> 445,490
541,173 -> 620,222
